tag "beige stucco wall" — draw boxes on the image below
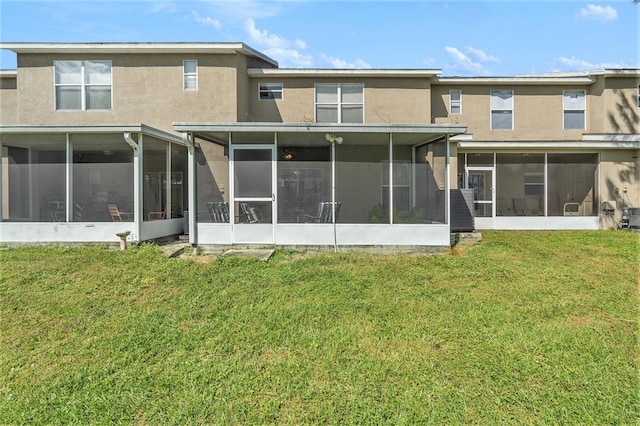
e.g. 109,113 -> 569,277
13,53 -> 245,132
600,149 -> 640,228
602,77 -> 640,134
248,77 -> 431,124
0,77 -> 17,123
432,84 -> 593,141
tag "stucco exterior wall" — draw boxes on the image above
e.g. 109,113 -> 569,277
13,53 -> 242,132
247,77 -> 431,124
600,149 -> 640,227
0,76 -> 17,123
602,77 -> 640,134
432,84 -> 592,141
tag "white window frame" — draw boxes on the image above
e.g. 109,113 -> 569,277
258,82 -> 283,100
54,60 -> 112,111
490,90 -> 514,130
183,60 -> 198,91
563,90 -> 586,130
314,83 -> 364,123
450,89 -> 462,114
524,173 -> 544,197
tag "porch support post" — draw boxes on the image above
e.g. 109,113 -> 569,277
389,133 -> 394,225
65,133 -> 72,223
181,132 -> 197,245
124,132 -> 142,243
445,134 -> 451,227
166,141 -> 172,219
331,140 -> 337,252
0,135 -> 3,219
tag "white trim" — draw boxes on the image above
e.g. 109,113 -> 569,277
437,76 -> 596,85
582,134 -> 640,142
1,42 -> 278,66
174,122 -> 467,135
0,124 -> 184,144
249,68 -> 442,78
458,141 -> 640,149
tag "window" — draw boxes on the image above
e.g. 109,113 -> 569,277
450,90 -> 461,114
315,83 -> 363,123
563,90 -> 585,130
54,60 -> 112,110
183,60 -> 197,91
637,84 -> 639,107
524,174 -> 544,196
490,90 -> 513,130
259,83 -> 283,100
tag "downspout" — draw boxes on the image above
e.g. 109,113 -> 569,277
181,132 -> 197,246
123,132 -> 140,243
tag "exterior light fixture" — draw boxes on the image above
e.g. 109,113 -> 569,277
283,150 -> 294,160
325,133 -> 343,144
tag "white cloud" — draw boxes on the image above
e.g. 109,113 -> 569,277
444,46 -> 491,75
465,46 -> 500,63
147,2 -> 178,15
577,4 -> 617,22
553,56 -> 633,71
320,54 -> 371,69
192,11 -> 221,30
263,47 -> 314,68
245,18 -> 305,50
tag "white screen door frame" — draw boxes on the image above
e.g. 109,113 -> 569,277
466,166 -> 495,227
230,145 -> 276,244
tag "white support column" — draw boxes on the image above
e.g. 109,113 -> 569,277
66,133 -> 72,222
166,141 -> 172,218
181,132 -> 197,245
133,133 -> 142,243
389,133 -> 394,225
331,140 -> 337,252
0,135 -> 3,220
445,134 -> 451,226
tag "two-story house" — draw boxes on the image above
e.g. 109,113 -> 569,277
1,42 -> 638,251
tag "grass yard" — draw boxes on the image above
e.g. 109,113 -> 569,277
1,231 -> 638,424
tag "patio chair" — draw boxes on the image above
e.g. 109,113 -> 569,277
304,201 -> 341,223
513,198 -> 527,216
108,204 -> 133,222
239,202 -> 263,223
207,201 -> 230,223
148,204 -> 178,221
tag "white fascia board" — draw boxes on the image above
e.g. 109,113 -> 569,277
0,42 -> 278,67
582,134 -> 640,142
457,141 -> 640,150
248,68 -> 442,78
0,124 -> 184,144
435,76 -> 595,85
174,122 -> 467,135
0,70 -> 17,77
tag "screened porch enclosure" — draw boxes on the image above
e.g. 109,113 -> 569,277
179,123 -> 465,249
0,126 -> 187,243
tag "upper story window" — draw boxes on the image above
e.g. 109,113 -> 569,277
259,83 -> 283,100
563,90 -> 586,130
54,60 -> 112,110
450,90 -> 462,114
183,60 -> 197,91
315,83 -> 364,123
490,90 -> 513,130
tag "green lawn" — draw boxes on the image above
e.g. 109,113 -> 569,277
1,231 -> 638,424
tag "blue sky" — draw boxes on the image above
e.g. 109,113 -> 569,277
0,0 -> 638,75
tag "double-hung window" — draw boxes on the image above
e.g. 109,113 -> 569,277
259,83 -> 283,100
450,90 -> 462,114
54,60 -> 112,110
490,90 -> 513,130
563,90 -> 585,130
183,60 -> 197,91
315,83 -> 364,123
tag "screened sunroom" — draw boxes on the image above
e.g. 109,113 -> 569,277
175,123 -> 467,251
0,125 -> 188,243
